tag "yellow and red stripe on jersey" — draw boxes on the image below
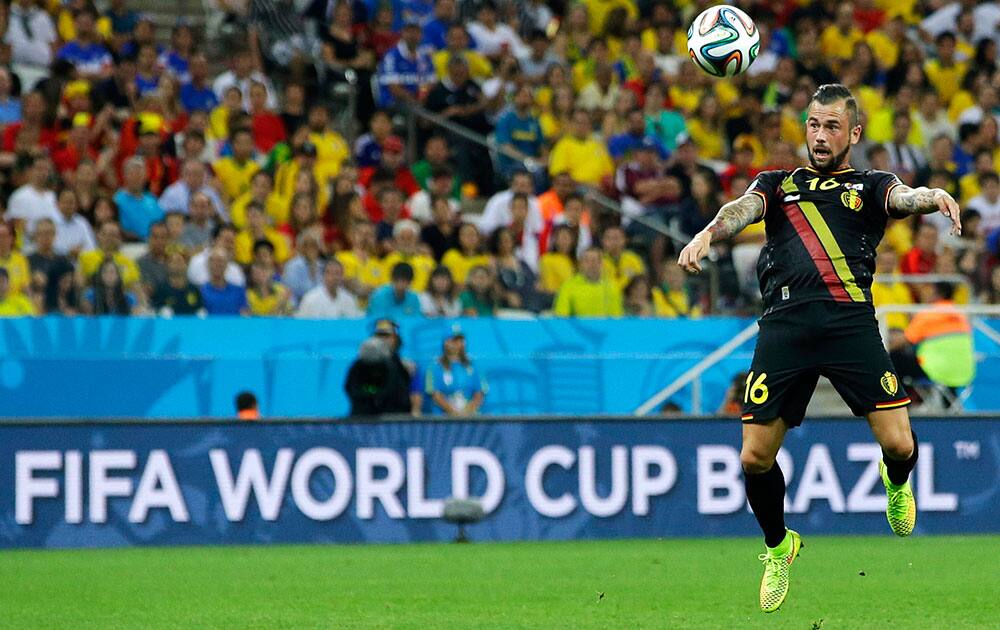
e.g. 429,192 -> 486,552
781,176 -> 867,303
874,397 -> 911,410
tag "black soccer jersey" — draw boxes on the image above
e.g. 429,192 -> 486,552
745,167 -> 903,315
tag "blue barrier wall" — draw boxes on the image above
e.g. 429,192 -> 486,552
2,317 -> 999,418
1,417 -> 996,549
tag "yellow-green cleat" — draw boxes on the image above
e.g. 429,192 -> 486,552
757,529 -> 803,613
879,459 -> 916,536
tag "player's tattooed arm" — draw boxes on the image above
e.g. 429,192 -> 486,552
888,185 -> 962,235
678,194 -> 764,273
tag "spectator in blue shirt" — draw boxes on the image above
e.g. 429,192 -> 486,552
160,23 -> 195,83
495,84 -> 544,182
114,157 -> 164,241
200,248 -> 249,315
57,6 -> 113,80
180,54 -> 219,113
393,0 -> 436,31
0,68 -> 21,126
377,20 -> 435,108
609,108 -> 669,164
421,0 -> 458,51
368,261 -> 422,318
424,326 -> 486,415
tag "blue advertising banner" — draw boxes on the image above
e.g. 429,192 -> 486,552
1,417 -> 996,549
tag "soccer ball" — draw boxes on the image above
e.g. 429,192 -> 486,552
687,5 -> 760,78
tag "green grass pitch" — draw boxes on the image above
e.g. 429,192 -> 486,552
2,536 -> 998,628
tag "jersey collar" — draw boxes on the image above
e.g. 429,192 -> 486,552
804,166 -> 856,175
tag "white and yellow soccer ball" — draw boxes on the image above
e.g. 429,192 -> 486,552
687,5 -> 760,78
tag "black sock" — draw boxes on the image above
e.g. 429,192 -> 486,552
745,463 -> 787,548
883,431 -> 919,486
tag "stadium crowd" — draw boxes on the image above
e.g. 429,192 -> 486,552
0,0 -> 999,320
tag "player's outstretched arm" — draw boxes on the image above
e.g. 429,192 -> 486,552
678,193 -> 764,273
888,185 -> 962,235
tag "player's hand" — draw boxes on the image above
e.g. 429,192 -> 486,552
933,189 -> 961,236
678,231 -> 712,274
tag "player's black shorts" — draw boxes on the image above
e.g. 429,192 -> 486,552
741,301 -> 910,426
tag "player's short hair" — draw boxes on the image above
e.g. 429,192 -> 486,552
810,84 -> 859,129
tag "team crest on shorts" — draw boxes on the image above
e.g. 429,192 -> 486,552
880,371 -> 899,396
841,189 -> 863,211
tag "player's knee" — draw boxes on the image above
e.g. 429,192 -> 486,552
740,447 -> 776,475
881,430 -> 914,460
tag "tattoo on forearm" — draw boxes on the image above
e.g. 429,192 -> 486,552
890,186 -> 940,215
706,195 -> 764,241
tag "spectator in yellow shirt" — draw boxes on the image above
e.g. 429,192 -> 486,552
601,225 -> 645,290
231,171 -> 288,228
305,104 -> 349,180
442,223 -> 492,285
382,220 -> 436,292
234,203 -> 291,266
653,263 -> 701,318
871,248 -> 911,332
78,221 -> 141,288
554,247 -> 623,317
820,4 -> 864,70
336,221 -> 386,301
687,93 -> 726,161
246,262 -> 292,316
583,0 -> 638,37
213,128 -> 260,202
0,222 -> 30,296
539,225 -> 577,294
549,109 -> 614,186
274,142 -> 331,212
866,16 -> 904,70
432,24 -> 493,81
924,32 -> 968,105
209,86 -> 243,140
0,268 -> 35,317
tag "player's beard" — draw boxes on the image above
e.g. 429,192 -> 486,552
807,144 -> 851,173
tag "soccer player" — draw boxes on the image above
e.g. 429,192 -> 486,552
678,84 -> 961,613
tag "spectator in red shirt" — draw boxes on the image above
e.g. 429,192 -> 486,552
52,112 -> 100,175
2,91 -> 57,153
249,81 -> 286,154
720,136 -> 762,197
901,223 -> 939,275
360,135 -> 419,220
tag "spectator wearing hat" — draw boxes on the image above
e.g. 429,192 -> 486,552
548,109 -> 614,187
188,223 -> 246,287
424,326 -> 486,416
6,0 -> 58,90
7,155 -> 60,241
377,18 -> 436,108
200,247 -> 249,316
51,113 -> 99,175
127,116 -> 179,197
78,221 -> 142,289
296,258 -> 363,319
368,261 -> 422,318
114,156 -> 164,241
382,219 -> 436,291
55,6 -> 113,81
360,136 -> 420,201
554,247 -> 623,317
214,128 -> 261,202
0,268 -> 36,317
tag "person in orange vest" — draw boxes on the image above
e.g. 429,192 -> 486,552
235,391 -> 260,420
892,282 -> 975,404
